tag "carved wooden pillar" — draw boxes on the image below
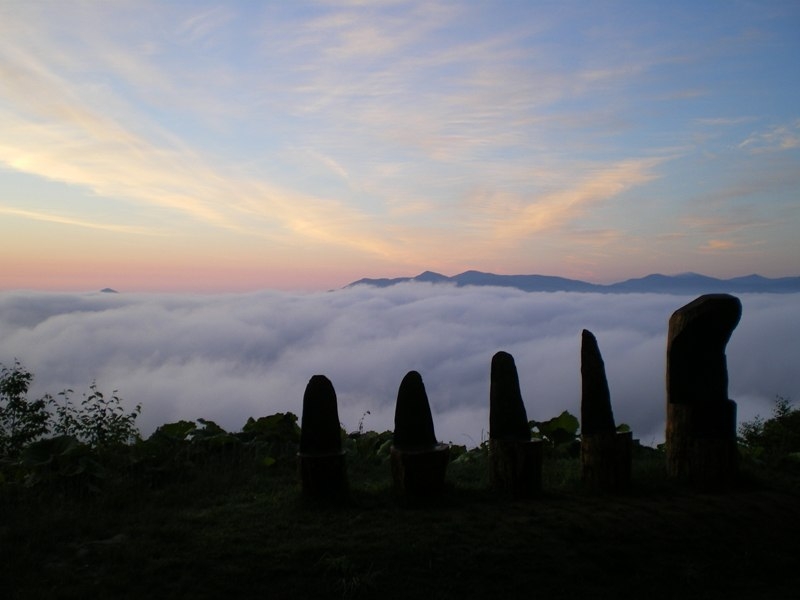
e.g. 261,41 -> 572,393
666,294 -> 741,490
489,351 -> 542,497
390,371 -> 449,496
297,375 -> 348,500
580,329 -> 632,492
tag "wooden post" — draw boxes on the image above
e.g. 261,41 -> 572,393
390,444 -> 450,496
615,431 -> 633,490
297,375 -> 348,500
489,351 -> 542,498
489,438 -> 543,498
665,295 -> 741,490
298,450 -> 348,499
580,330 -> 633,493
666,400 -> 738,490
581,431 -> 632,492
390,371 -> 450,497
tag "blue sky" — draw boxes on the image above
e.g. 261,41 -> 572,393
0,1 -> 798,291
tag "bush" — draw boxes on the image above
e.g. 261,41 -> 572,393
1,362 -> 142,492
52,382 -> 141,448
0,361 -> 53,457
20,435 -> 105,491
530,410 -> 581,458
739,396 -> 800,464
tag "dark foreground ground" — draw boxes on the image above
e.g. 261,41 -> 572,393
3,455 -> 799,600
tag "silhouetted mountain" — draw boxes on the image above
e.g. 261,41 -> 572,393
346,271 -> 800,294
415,270 -> 451,284
609,273 -> 722,294
453,270 -> 600,292
100,288 -> 119,293
347,275 -> 417,288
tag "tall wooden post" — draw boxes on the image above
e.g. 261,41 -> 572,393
666,294 -> 741,490
580,329 -> 632,492
297,375 -> 348,500
390,371 -> 450,497
489,351 -> 542,498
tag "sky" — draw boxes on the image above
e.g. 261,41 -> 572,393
1,286 -> 797,447
0,1 -> 798,292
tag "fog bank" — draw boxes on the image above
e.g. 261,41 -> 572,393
1,285 -> 797,447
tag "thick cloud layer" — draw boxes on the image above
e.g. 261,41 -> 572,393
1,286 -> 797,447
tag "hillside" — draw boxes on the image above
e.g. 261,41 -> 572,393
3,450 -> 799,599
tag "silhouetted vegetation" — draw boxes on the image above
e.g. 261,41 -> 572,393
2,363 -> 799,598
739,396 -> 800,472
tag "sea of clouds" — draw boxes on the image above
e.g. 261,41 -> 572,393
1,284 -> 797,448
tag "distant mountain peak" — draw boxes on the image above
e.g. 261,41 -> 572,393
100,288 -> 119,293
415,271 -> 449,282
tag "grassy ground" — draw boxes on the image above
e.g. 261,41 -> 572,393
3,451 -> 799,600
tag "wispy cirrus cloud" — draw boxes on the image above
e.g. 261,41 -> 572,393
739,120 -> 800,153
671,214 -> 770,258
478,157 -> 664,240
0,206 -> 162,236
0,1 -> 796,287
176,5 -> 236,44
699,239 -> 736,252
0,16 -> 400,256
694,116 -> 757,127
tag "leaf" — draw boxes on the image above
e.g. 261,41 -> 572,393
377,438 -> 393,457
21,435 -> 80,466
550,411 -> 580,435
195,419 -> 226,437
242,413 -> 300,443
616,423 -> 631,433
202,432 -> 240,449
535,411 -> 580,446
151,420 -> 196,441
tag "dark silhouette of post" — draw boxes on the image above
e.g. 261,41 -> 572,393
666,294 -> 741,489
489,351 -> 542,497
298,375 -> 348,500
390,371 -> 450,496
580,329 -> 632,492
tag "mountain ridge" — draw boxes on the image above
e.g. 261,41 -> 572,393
346,271 -> 800,294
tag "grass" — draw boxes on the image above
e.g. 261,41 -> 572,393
2,449 -> 800,600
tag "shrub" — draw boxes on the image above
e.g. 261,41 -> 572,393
0,361 -> 53,456
52,382 -> 141,448
20,435 -> 105,492
530,410 -> 580,458
739,396 -> 800,464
